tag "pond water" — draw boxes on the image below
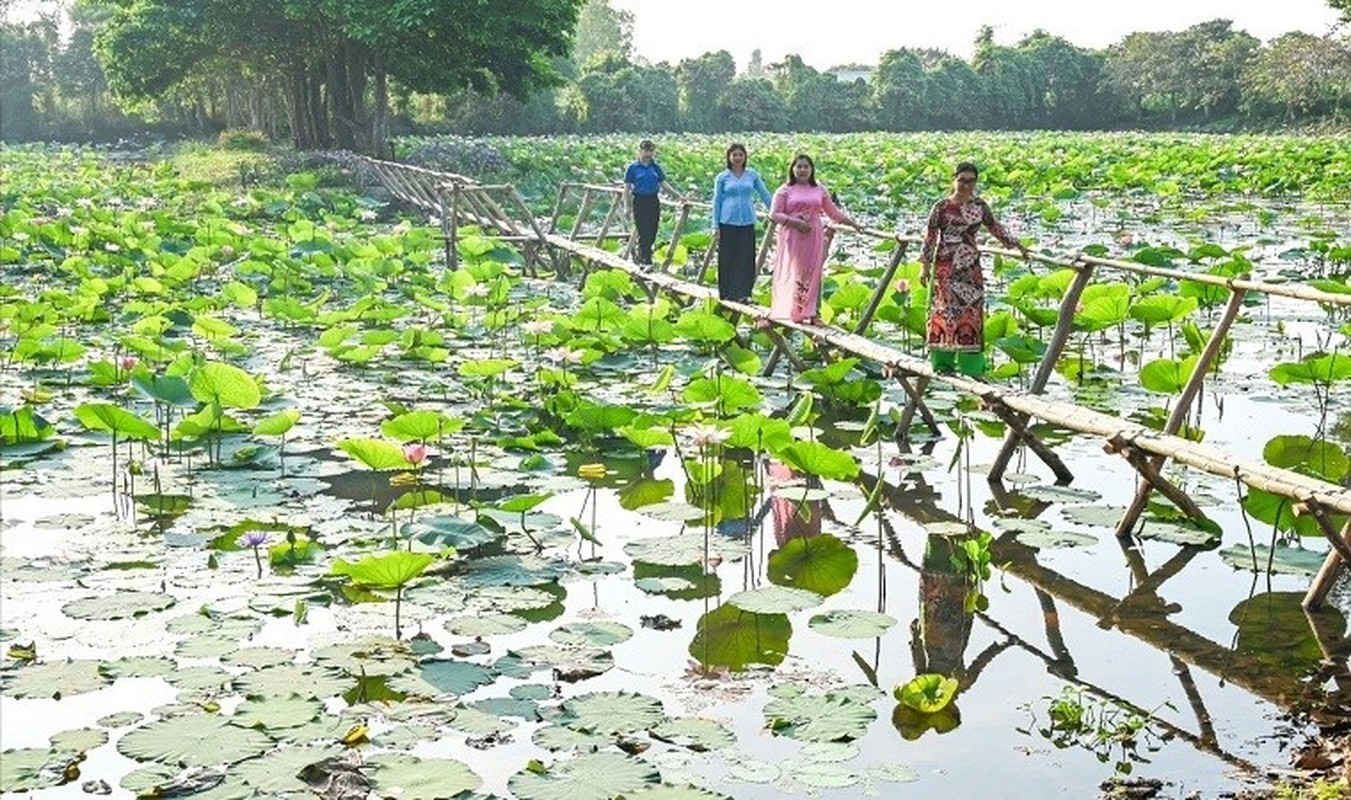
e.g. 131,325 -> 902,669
3,169 -> 1351,799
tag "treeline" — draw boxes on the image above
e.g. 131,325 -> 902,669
1,1 -> 1348,146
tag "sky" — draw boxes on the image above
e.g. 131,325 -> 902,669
611,0 -> 1346,69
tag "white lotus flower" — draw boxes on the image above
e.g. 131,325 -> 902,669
544,346 -> 584,364
521,319 -> 553,336
688,423 -> 730,448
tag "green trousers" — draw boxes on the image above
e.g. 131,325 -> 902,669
930,349 -> 985,376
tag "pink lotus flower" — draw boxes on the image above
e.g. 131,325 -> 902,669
119,356 -> 138,371
403,443 -> 428,466
894,279 -> 910,293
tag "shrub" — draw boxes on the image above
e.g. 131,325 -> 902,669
218,128 -> 270,152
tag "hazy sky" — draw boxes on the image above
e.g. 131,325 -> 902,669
612,0 -> 1345,69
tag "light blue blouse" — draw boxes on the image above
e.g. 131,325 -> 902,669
711,168 -> 773,228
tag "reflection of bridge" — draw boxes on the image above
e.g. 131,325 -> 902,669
355,156 -> 1351,609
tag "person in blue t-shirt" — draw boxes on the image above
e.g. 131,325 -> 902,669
623,139 -> 683,266
710,142 -> 773,301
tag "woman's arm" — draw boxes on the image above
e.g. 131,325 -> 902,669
919,202 -> 941,284
980,199 -> 1030,256
711,172 -> 725,230
820,187 -> 859,228
753,171 -> 773,208
770,186 -> 791,225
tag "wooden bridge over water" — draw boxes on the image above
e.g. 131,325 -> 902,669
355,156 -> 1351,613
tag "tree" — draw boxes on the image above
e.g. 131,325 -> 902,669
1241,32 -> 1351,120
873,48 -> 931,131
91,0 -> 585,152
715,77 -> 788,132
571,0 -> 632,68
574,54 -> 677,132
676,50 -> 735,132
1329,0 -> 1350,22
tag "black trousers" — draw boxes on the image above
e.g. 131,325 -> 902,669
717,223 -> 758,300
632,193 -> 660,265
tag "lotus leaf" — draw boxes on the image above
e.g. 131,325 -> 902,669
688,605 -> 790,671
767,534 -> 858,597
63,590 -> 175,621
508,751 -> 660,800
1,659 -> 109,699
231,694 -> 324,730
550,621 -> 633,647
368,753 -> 481,800
727,585 -> 823,614
388,659 -> 495,698
764,690 -> 877,742
117,714 -> 273,766
807,609 -> 897,639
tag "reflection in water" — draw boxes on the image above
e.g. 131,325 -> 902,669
767,460 -> 822,544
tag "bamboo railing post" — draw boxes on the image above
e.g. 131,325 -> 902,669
660,202 -> 691,274
895,375 -> 940,438
985,400 -> 1074,483
695,227 -> 720,286
595,191 -> 623,248
437,187 -> 454,269
509,186 -> 554,277
569,188 -> 595,241
755,219 -> 777,273
854,242 -> 908,337
547,184 -> 570,235
1113,287 -> 1246,539
1304,518 -> 1351,609
989,261 -> 1096,481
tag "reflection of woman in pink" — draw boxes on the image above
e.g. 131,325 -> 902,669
767,461 -> 822,546
767,154 -> 861,325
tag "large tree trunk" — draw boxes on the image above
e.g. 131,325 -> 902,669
372,51 -> 389,159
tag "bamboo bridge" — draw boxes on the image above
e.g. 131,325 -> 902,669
354,156 -> 1351,613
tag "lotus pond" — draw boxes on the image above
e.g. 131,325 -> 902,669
3,134 -> 1351,800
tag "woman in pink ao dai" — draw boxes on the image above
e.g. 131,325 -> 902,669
768,154 -> 860,324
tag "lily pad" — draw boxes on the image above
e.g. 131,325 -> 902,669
763,689 -> 877,742
550,621 -> 633,648
1,659 -> 109,698
727,585 -> 823,614
62,590 -> 176,620
49,727 -> 109,753
368,753 -> 482,800
1013,528 -> 1100,549
807,609 -> 898,639
508,751 -> 660,800
560,690 -> 665,735
233,664 -> 351,699
1218,544 -> 1327,576
651,718 -> 736,752
230,694 -> 325,730
462,554 -> 566,587
389,659 -> 496,698
445,613 -> 528,637
233,745 -> 344,794
117,714 -> 273,766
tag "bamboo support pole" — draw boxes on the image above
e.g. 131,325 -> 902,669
547,183 -> 570,234
447,183 -> 460,270
1301,502 -> 1351,566
989,261 -> 1096,481
854,242 -> 909,337
569,188 -> 595,241
985,399 -> 1074,483
661,203 -> 692,274
1305,518 -> 1351,610
894,375 -> 940,437
1114,287 -> 1246,538
695,227 -> 720,286
595,192 -> 623,248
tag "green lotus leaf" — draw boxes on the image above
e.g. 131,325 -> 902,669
189,361 -> 261,409
1262,434 -> 1349,483
688,605 -> 790,671
331,551 -> 434,589
234,745 -> 343,794
63,591 -> 175,621
230,695 -> 324,730
1,659 -> 110,699
380,409 -> 463,442
388,659 -> 496,698
73,403 -> 159,441
48,727 -> 108,753
336,437 -> 408,470
779,441 -> 859,480
117,714 -> 273,766
764,688 -> 877,742
252,409 -> 300,437
894,673 -> 959,713
550,621 -> 633,648
560,690 -> 665,735
807,609 -> 897,639
508,751 -> 660,800
767,534 -> 858,597
368,753 -> 482,800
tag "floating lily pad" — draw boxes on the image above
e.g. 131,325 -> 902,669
763,689 -> 877,742
166,665 -> 234,693
368,753 -> 482,800
651,718 -> 736,752
868,763 -> 921,783
689,605 -> 791,671
221,647 -> 296,669
462,554 -> 566,587
1140,520 -> 1220,546
118,714 -> 273,766
233,745 -> 343,794
165,613 -> 261,638
445,613 -> 529,637
626,783 -> 730,799
807,609 -> 898,639
233,664 -> 350,699
723,753 -> 781,783
98,711 -> 144,728
470,696 -> 539,720
793,763 -> 860,789
447,704 -> 516,736
231,694 -> 325,730
63,590 -> 176,620
49,727 -> 108,753
550,621 -> 633,648
727,585 -> 823,614
508,751 -> 660,800
513,645 -> 615,681
1062,504 -> 1128,528
801,741 -> 860,763
639,501 -> 709,522
389,659 -> 495,698
0,748 -> 66,793
561,690 -> 665,735
635,576 -> 696,594
312,641 -> 416,677
100,656 -> 176,679
1020,484 -> 1102,503
1219,544 -> 1327,576
1,659 -> 109,698
1013,528 -> 1100,549
533,723 -> 613,753
468,584 -> 560,612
